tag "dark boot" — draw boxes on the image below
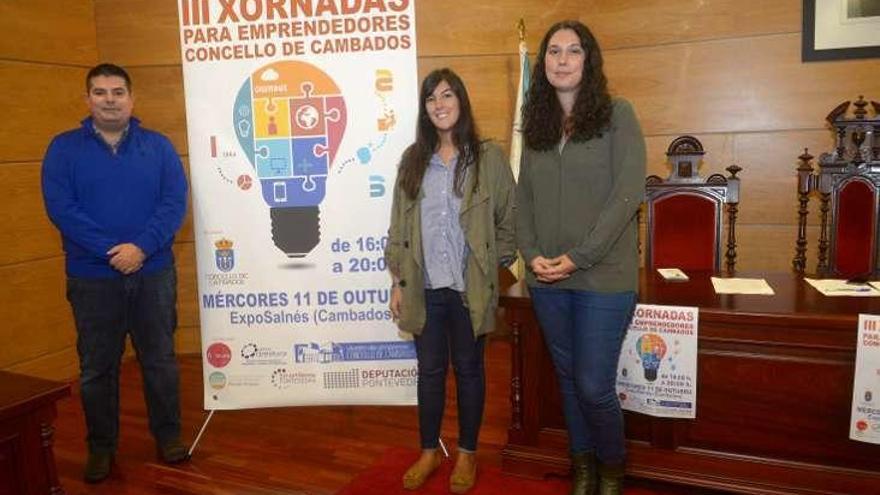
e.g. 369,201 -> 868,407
598,462 -> 625,495
83,451 -> 113,483
157,437 -> 190,464
570,452 -> 596,495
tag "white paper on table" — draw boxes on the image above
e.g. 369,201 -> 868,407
657,268 -> 688,281
805,278 -> 880,297
710,277 -> 775,295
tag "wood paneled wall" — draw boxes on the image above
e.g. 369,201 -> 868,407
5,1 -> 880,377
0,1 -> 97,379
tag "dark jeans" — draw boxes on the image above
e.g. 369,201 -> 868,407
529,288 -> 636,464
66,265 -> 181,454
414,288 -> 486,452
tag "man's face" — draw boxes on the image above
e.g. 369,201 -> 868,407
86,75 -> 133,132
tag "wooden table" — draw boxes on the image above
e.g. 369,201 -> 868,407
500,271 -> 880,495
0,371 -> 70,495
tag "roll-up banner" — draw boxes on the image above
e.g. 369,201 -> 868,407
175,0 -> 419,409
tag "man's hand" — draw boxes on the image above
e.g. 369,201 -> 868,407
107,243 -> 145,274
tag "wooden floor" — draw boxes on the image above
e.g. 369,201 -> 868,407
53,338 -> 726,494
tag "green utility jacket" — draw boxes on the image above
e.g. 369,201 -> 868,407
385,141 -> 516,337
516,98 -> 646,293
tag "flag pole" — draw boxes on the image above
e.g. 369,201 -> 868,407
509,19 -> 529,280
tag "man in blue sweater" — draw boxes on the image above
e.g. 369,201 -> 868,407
41,63 -> 189,483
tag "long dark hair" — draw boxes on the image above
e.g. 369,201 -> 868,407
522,20 -> 612,151
397,68 -> 481,200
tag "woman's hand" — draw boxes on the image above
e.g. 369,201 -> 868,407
389,286 -> 403,320
544,254 -> 576,279
530,254 -> 575,283
529,256 -> 554,277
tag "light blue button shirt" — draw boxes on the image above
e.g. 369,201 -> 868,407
420,153 -> 468,291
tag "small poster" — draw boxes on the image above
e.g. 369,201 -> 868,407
850,314 -> 880,444
617,304 -> 699,418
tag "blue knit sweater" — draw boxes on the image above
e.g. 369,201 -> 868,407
41,117 -> 188,278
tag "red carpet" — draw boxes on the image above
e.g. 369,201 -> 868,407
336,448 -> 664,495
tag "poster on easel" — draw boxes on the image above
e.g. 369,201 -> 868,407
175,0 -> 419,409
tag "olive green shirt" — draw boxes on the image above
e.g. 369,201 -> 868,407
516,97 -> 646,293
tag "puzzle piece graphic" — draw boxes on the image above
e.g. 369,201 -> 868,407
254,139 -> 292,178
290,98 -> 326,137
325,107 -> 341,123
259,176 -> 327,207
254,97 -> 291,138
324,96 -> 346,162
313,142 -> 329,158
291,136 -> 329,193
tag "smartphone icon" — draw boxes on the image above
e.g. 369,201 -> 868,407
273,181 -> 287,202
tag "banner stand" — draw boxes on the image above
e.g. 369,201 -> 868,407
187,409 -> 216,458
185,411 -> 445,459
438,438 -> 449,457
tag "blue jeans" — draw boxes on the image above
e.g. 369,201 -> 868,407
66,265 -> 181,454
529,288 -> 636,464
414,289 -> 486,452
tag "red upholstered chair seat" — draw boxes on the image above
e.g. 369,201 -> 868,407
650,193 -> 718,271
834,179 -> 876,278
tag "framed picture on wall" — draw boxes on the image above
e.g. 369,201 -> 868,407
803,0 -> 880,61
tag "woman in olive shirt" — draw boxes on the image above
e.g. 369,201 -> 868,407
516,20 -> 646,495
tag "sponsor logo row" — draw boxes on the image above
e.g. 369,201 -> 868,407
208,366 -> 417,392
206,340 -> 416,368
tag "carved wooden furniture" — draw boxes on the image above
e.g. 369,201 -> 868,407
793,96 -> 880,278
0,371 -> 70,495
645,136 -> 741,273
501,271 -> 880,495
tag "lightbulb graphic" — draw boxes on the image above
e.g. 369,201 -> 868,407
635,333 -> 667,382
233,60 -> 347,257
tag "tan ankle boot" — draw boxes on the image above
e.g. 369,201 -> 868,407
450,452 -> 477,494
402,449 -> 442,490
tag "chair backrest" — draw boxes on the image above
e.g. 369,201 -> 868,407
793,96 -> 880,278
645,136 -> 741,272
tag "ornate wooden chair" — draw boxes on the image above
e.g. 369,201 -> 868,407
644,135 -> 742,273
793,96 -> 880,278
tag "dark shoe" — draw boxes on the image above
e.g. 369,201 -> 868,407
598,462 -> 625,495
83,451 -> 113,483
158,438 -> 189,464
570,452 -> 597,495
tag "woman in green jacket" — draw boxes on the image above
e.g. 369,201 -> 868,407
384,68 -> 516,493
516,20 -> 646,495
